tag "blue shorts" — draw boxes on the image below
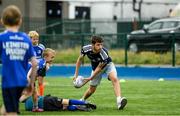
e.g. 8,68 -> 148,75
2,87 -> 25,113
37,67 -> 46,77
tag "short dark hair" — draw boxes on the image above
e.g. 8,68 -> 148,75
91,36 -> 103,44
1,5 -> 22,26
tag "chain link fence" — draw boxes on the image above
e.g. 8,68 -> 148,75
39,33 -> 180,66
1,17 -> 179,66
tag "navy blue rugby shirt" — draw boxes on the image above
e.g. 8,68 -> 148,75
81,44 -> 112,70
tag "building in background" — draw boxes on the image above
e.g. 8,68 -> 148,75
0,0 -> 179,34
170,3 -> 180,17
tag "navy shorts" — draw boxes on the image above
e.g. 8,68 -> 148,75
43,95 -> 63,111
2,87 -> 25,113
37,67 -> 46,77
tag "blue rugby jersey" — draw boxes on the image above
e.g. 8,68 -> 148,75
0,30 -> 35,88
33,44 -> 45,59
38,58 -> 46,69
28,58 -> 46,72
81,44 -> 112,70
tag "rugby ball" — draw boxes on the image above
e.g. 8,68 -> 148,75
73,76 -> 84,88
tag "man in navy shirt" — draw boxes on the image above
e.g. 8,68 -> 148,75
0,5 -> 37,115
74,36 -> 127,110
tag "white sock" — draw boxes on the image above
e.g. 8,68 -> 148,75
117,96 -> 122,104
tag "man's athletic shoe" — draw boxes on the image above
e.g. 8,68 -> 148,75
118,97 -> 127,110
32,108 -> 44,112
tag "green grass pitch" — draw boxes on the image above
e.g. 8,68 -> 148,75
1,77 -> 180,115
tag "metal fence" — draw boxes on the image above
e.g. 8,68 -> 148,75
39,33 -> 180,67
17,18 -> 154,34
1,18 -> 178,66
40,33 -> 125,49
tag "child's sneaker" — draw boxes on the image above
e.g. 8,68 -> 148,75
32,108 -> 44,112
86,103 -> 97,109
76,105 -> 92,111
